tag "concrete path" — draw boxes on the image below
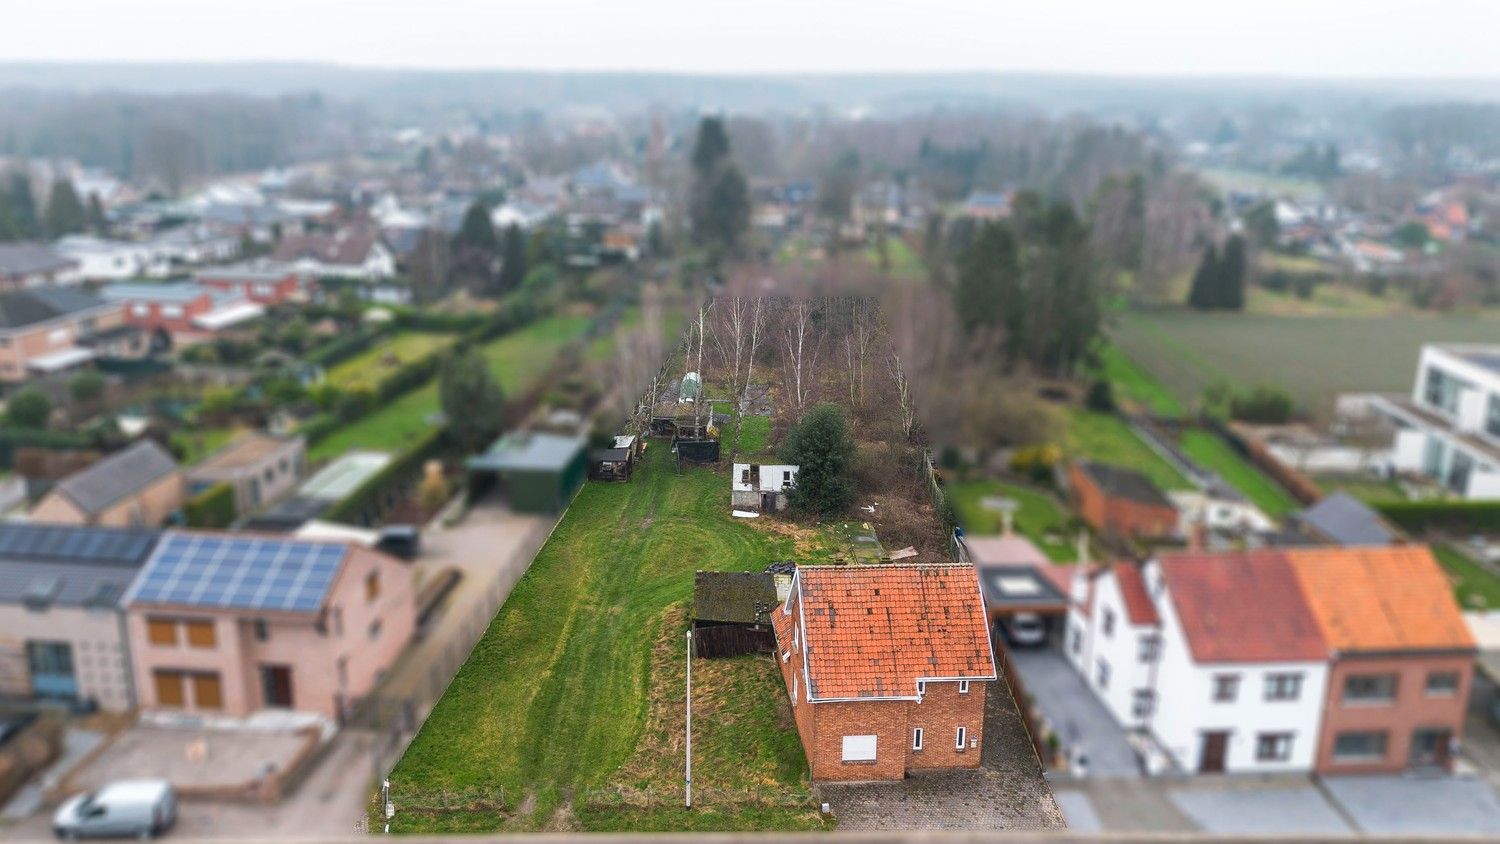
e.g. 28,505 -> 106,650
1009,648 -> 1139,777
1322,774 -> 1500,836
1,729 -> 103,820
1170,781 -> 1351,836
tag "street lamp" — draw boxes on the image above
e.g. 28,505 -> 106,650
685,629 -> 693,810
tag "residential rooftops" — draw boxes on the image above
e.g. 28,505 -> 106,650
693,571 -> 778,625
123,531 -> 352,614
190,432 -> 303,475
785,564 -> 995,700
0,286 -> 110,330
0,242 -> 76,277
0,523 -> 159,609
468,432 -> 587,473
1158,550 -> 1327,663
49,439 -> 179,518
1287,546 -> 1475,653
1077,461 -> 1175,509
1296,491 -> 1396,547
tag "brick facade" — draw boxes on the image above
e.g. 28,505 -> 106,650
1068,463 -> 1177,539
1315,652 -> 1472,774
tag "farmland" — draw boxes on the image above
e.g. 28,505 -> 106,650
1110,309 -> 1500,414
383,447 -> 821,832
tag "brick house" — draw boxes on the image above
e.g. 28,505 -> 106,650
1289,547 -> 1475,773
1068,461 -> 1178,540
185,432 -> 307,516
194,261 -> 306,305
30,440 -> 183,529
771,564 -> 997,781
99,282 -> 265,343
0,287 -> 141,383
122,531 -> 416,719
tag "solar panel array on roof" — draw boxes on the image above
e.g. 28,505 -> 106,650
0,524 -> 158,566
127,533 -> 347,613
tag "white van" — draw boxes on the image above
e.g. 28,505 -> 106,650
53,780 -> 176,840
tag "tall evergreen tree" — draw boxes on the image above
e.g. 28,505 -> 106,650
44,178 -> 87,237
1219,235 -> 1248,311
86,193 -> 108,235
6,173 -> 38,239
953,221 -> 1021,338
450,201 -> 499,293
1186,244 -> 1222,310
439,349 -> 506,453
688,117 -> 750,256
497,224 -> 527,293
779,403 -> 857,516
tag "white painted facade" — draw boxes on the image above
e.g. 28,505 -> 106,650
54,236 -> 171,281
1141,563 -> 1328,774
1065,563 -> 1328,775
1361,344 -> 1500,498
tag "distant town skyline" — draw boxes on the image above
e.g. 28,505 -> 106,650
8,0 -> 1500,78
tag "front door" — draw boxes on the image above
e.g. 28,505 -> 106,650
761,492 -> 777,511
1410,728 -> 1452,768
260,665 -> 294,708
1198,731 -> 1230,774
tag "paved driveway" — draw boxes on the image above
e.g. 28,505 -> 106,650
1170,782 -> 1351,836
1009,647 -> 1139,777
1323,775 -> 1500,836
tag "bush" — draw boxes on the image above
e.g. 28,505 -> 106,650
778,403 -> 857,516
5,387 -> 52,429
1229,384 -> 1294,424
1375,500 -> 1500,534
1010,444 -> 1062,485
184,481 -> 236,528
1085,379 -> 1115,412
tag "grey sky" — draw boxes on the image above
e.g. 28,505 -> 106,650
7,0 -> 1499,76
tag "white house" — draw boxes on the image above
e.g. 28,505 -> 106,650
1353,344 -> 1500,498
270,229 -> 395,280
731,463 -> 799,513
53,235 -> 171,281
1066,554 -> 1329,775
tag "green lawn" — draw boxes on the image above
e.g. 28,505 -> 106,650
1314,474 -> 1408,505
1065,409 -> 1191,491
1112,309 -> 1500,413
384,447 -> 820,832
1095,344 -> 1184,417
1434,544 -> 1500,611
173,427 -> 240,465
948,479 -> 1078,561
309,315 -> 595,462
735,415 -> 772,456
866,236 -> 923,277
1179,429 -> 1298,516
324,331 -> 458,391
481,314 -> 593,392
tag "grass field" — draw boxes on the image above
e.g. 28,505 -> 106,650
1199,167 -> 1322,200
384,447 -> 820,832
324,331 -> 457,391
308,315 -> 596,461
1179,429 -> 1298,516
1111,309 -> 1500,414
735,415 -> 772,455
1065,409 -> 1191,491
948,479 -> 1078,561
1094,344 -> 1183,417
865,236 -> 924,277
1314,474 -> 1408,504
1434,544 -> 1500,611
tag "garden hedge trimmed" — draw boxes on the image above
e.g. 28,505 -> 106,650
184,481 -> 236,528
1374,499 -> 1500,534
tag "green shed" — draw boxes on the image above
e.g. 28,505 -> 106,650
466,431 -> 588,513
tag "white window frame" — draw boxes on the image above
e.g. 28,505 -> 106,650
841,734 -> 877,762
912,728 -> 923,751
916,680 -> 926,696
955,726 -> 968,750
792,674 -> 798,705
958,680 -> 970,694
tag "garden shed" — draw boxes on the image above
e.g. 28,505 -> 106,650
466,431 -> 587,513
691,570 -> 779,658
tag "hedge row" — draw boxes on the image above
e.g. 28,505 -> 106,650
184,481 -> 237,528
322,427 -> 450,526
0,428 -> 96,470
1374,500 -> 1500,534
303,324 -> 390,368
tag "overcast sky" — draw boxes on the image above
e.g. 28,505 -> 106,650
6,0 -> 1499,77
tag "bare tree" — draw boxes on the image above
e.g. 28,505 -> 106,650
890,350 -> 916,441
781,298 -> 815,418
730,298 -> 766,458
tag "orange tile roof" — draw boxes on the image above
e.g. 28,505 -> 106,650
1285,546 -> 1475,653
790,564 -> 996,700
1113,563 -> 1160,626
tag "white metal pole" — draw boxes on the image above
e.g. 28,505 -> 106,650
382,779 -> 391,834
685,629 -> 693,810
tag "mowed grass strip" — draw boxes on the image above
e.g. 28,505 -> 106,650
1178,429 -> 1298,516
324,331 -> 458,391
948,479 -> 1078,562
1095,344 -> 1183,417
736,415 -> 772,456
1434,544 -> 1500,612
387,447 -> 809,832
1065,409 -> 1192,492
307,315 -> 593,461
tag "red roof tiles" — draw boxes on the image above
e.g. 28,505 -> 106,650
1113,563 -> 1160,627
1158,550 -> 1327,664
791,564 -> 995,700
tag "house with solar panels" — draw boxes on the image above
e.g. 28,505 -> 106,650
121,531 -> 416,719
0,523 -> 161,712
